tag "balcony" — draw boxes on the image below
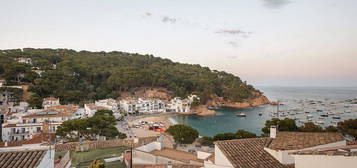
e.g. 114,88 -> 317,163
8,131 -> 30,135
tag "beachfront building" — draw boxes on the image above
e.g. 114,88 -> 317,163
95,98 -> 119,111
167,97 -> 191,113
120,98 -> 166,114
204,127 -> 349,168
42,97 -> 60,109
15,57 -> 32,64
84,103 -> 105,117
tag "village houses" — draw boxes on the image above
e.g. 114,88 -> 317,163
14,57 -> 32,64
202,127 -> 357,168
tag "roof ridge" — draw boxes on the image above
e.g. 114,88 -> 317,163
214,137 -> 270,144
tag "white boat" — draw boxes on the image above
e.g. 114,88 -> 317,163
316,120 -> 324,125
332,116 -> 341,119
236,113 -> 246,117
306,115 -> 314,118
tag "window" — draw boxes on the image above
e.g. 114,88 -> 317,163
36,127 -> 41,132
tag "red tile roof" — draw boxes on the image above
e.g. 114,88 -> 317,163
148,148 -> 203,163
43,97 -> 59,101
215,137 -> 293,168
267,132 -> 344,150
0,149 -> 47,168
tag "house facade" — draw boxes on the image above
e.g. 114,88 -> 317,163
42,97 -> 60,109
205,127 -> 349,168
120,98 -> 166,114
2,106 -> 77,142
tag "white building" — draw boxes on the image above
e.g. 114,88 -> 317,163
84,103 -> 105,117
205,128 -> 347,168
0,79 -> 6,87
0,148 -> 55,168
127,140 -> 204,167
291,145 -> 357,168
2,106 -> 78,142
42,97 -> 60,109
95,98 -> 119,111
120,98 -> 166,114
168,97 -> 191,113
15,57 -> 32,64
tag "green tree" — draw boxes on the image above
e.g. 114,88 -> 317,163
262,118 -> 298,135
236,129 -> 257,139
0,48 -> 262,107
166,124 -> 199,144
298,122 -> 323,132
56,115 -> 123,141
213,133 -> 237,141
94,109 -> 114,116
324,126 -> 338,132
28,94 -> 43,109
337,119 -> 357,139
88,160 -> 105,168
0,65 -> 4,74
198,136 -> 214,146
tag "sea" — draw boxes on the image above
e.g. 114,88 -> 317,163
171,86 -> 357,137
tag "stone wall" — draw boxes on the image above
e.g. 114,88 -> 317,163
55,137 -> 157,152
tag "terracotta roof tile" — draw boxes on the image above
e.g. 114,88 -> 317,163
0,150 -> 47,168
148,148 -> 203,163
215,137 -> 293,168
267,132 -> 344,150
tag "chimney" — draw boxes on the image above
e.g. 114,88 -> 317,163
270,126 -> 277,138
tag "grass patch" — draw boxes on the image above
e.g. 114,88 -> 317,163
67,146 -> 129,168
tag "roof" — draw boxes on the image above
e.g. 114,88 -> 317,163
267,132 -> 344,150
85,103 -> 105,110
3,122 -> 61,128
215,137 -> 293,168
0,149 -> 47,168
149,148 -> 203,163
43,97 -> 59,101
133,164 -> 202,168
22,111 -> 71,118
290,150 -> 357,157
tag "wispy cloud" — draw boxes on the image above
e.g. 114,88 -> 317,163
144,12 -> 152,16
262,0 -> 291,8
226,41 -> 239,48
216,29 -> 253,38
161,16 -> 177,23
226,55 -> 239,59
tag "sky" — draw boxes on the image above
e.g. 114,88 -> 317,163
1,0 -> 357,87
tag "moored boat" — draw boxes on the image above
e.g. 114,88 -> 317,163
236,113 -> 246,117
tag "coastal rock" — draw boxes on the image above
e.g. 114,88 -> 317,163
207,94 -> 270,108
195,106 -> 216,116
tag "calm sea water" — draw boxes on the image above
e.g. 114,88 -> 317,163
172,86 -> 357,137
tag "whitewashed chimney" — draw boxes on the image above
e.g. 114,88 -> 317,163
270,126 -> 277,138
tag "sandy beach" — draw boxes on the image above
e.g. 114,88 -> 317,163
128,113 -> 176,128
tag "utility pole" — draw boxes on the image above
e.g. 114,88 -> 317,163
130,147 -> 133,168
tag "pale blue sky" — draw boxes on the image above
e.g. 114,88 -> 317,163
1,0 -> 357,87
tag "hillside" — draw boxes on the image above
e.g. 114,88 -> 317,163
0,48 -> 269,107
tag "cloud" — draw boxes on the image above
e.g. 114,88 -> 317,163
262,0 -> 291,8
161,16 -> 177,23
226,55 -> 239,59
144,12 -> 152,16
226,41 -> 239,48
216,29 -> 253,38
